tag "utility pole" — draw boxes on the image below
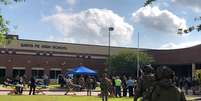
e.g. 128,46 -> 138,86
137,32 -> 140,78
108,27 -> 114,72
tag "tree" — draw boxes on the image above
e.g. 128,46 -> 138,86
144,0 -> 156,7
0,0 -> 23,44
108,50 -> 154,76
144,0 -> 201,34
178,18 -> 201,34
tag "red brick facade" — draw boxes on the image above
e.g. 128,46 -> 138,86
0,50 -> 106,78
1,39 -> 201,78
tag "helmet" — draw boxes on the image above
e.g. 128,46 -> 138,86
142,64 -> 154,74
156,66 -> 174,80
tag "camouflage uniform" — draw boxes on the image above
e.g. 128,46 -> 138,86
86,77 -> 93,96
134,65 -> 155,101
100,76 -> 109,101
105,77 -> 114,97
147,79 -> 186,101
143,66 -> 186,101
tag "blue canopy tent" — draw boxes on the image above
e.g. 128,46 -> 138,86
66,66 -> 97,76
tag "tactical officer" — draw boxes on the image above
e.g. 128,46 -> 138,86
134,65 -> 155,101
100,73 -> 109,101
143,66 -> 186,101
86,76 -> 93,96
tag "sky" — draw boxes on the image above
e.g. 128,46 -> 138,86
1,0 -> 201,49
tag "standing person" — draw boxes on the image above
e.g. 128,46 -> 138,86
29,76 -> 36,95
86,76 -> 93,96
191,77 -> 199,95
43,74 -> 49,86
64,76 -> 72,95
179,78 -> 184,90
79,75 -> 85,91
105,76 -> 114,97
100,73 -> 109,101
143,66 -> 186,101
92,77 -> 97,90
183,78 -> 190,95
122,75 -> 127,97
134,65 -> 155,101
111,76 -> 116,96
64,76 -> 82,95
18,76 -> 24,95
58,74 -> 65,88
127,76 -> 134,97
115,76 -> 122,97
15,75 -> 20,94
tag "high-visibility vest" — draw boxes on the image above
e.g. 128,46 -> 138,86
137,97 -> 142,101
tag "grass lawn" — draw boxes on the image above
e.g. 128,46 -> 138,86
0,95 -> 133,101
0,95 -> 200,101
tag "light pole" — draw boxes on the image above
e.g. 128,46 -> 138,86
137,32 -> 140,78
108,27 -> 114,72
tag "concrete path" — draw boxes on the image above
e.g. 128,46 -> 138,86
0,90 -> 100,96
0,90 -> 201,101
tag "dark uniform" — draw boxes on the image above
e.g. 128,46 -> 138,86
143,66 -> 186,101
29,77 -> 36,95
134,65 -> 155,101
122,76 -> 127,97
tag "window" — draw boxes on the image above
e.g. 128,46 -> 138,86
13,69 -> 25,78
32,68 -> 44,79
50,70 -> 61,79
0,69 -> 5,78
50,68 -> 62,79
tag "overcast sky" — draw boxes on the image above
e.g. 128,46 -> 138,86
1,0 -> 201,49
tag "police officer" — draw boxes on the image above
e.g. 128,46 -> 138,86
134,65 -> 155,101
86,76 -> 93,96
143,66 -> 186,101
100,73 -> 109,101
29,76 -> 36,95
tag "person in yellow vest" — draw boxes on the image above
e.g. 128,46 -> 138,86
115,76 -> 122,97
137,97 -> 142,101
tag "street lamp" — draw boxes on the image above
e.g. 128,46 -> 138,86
137,32 -> 140,78
108,27 -> 114,71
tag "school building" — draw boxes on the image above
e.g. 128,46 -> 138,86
0,35 -> 201,80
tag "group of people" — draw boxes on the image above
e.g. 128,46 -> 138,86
3,76 -> 25,95
134,65 -> 187,101
3,75 -> 48,95
100,74 -> 136,101
111,75 -> 136,97
58,74 -> 97,96
2,65 -> 201,101
100,65 -> 188,101
175,76 -> 200,95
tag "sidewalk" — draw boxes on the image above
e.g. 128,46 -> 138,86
1,90 -> 201,100
0,90 -> 100,96
0,87 -> 201,101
